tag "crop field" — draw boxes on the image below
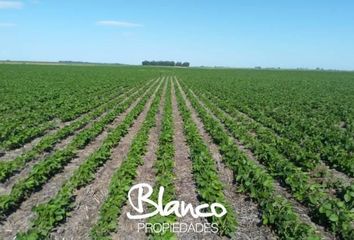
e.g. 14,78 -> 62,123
0,64 -> 353,240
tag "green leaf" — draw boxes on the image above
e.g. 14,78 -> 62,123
329,214 -> 339,222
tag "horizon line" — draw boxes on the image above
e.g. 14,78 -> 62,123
0,59 -> 353,72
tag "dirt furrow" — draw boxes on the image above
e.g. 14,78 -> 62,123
112,79 -> 167,240
0,122 -> 59,162
314,162 -> 353,188
170,81 -> 223,240
184,83 -> 334,240
200,91 -> 353,185
0,86 -> 126,163
49,79 -> 164,240
0,86 -> 141,196
0,81 -> 159,240
175,79 -> 276,240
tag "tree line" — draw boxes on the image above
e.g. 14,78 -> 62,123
142,60 -> 190,67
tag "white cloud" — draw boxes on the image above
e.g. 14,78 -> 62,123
96,20 -> 143,28
0,22 -> 16,27
0,1 -> 23,9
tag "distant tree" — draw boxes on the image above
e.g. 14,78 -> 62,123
141,60 -> 189,67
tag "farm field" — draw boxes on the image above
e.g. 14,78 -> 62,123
0,64 -> 353,239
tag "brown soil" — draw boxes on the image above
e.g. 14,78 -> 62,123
0,127 -> 57,162
0,131 -> 109,240
201,90 -> 353,187
0,133 -> 82,196
49,79 -> 163,240
0,86 -> 141,195
185,85 -> 334,240
176,79 -> 276,240
0,80 -> 160,240
311,163 -> 353,189
171,80 -> 223,240
0,86 -> 141,196
0,85 -> 133,163
112,78 -> 167,240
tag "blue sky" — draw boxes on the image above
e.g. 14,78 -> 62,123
0,0 -> 354,69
